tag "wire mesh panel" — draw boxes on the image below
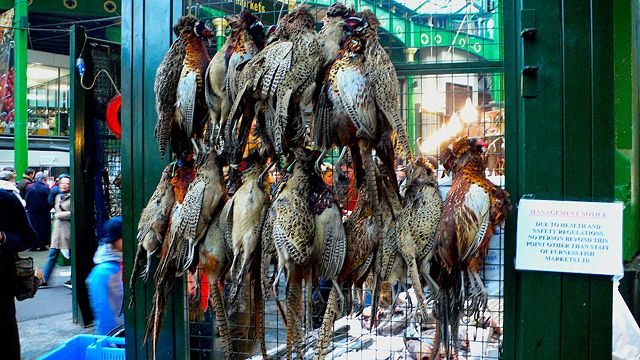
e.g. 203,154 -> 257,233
183,1 -> 505,359
84,41 -> 122,236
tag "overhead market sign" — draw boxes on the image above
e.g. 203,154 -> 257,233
516,198 -> 623,276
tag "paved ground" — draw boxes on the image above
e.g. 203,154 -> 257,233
15,250 -> 92,360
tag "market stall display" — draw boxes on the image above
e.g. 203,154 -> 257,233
129,4 -> 509,360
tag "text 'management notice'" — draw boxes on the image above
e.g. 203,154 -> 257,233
516,198 -> 623,276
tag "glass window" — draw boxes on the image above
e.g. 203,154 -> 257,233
26,64 -> 70,137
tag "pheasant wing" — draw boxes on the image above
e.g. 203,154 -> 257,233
313,82 -> 334,149
457,183 -> 491,262
254,41 -> 293,98
335,67 -> 376,140
175,178 -> 206,272
176,69 -> 198,139
154,39 -> 187,157
225,52 -> 253,103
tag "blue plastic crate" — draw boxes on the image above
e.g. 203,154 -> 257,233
39,334 -> 125,360
86,336 -> 125,360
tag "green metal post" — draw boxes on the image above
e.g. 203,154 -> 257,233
404,48 -> 418,152
492,0 -> 503,104
213,17 -> 226,51
406,76 -> 415,151
13,0 -> 27,180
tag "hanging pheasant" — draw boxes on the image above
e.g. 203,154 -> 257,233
312,164 -> 398,358
225,151 -> 271,305
205,11 -> 265,144
166,148 -> 226,275
431,137 -> 511,359
198,202 -> 233,358
129,162 -> 176,306
394,157 -> 443,319
154,15 -> 213,160
271,149 -> 317,359
368,171 -> 405,329
358,8 -> 413,164
313,16 -> 394,272
143,158 -> 196,359
256,169 -> 290,359
225,5 -> 344,165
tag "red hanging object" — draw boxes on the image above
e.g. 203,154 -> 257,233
106,94 -> 121,140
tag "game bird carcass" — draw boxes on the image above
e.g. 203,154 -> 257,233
431,137 -> 511,359
154,15 -> 213,161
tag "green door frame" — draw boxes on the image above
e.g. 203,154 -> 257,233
69,25 -> 123,328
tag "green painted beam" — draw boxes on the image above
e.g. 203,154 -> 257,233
202,0 -> 500,61
105,25 -> 121,43
13,0 -> 27,180
198,6 -> 226,19
0,0 -> 121,17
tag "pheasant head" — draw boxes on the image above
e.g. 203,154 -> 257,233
327,2 -> 355,18
451,136 -> 487,157
241,10 -> 266,50
194,20 -> 214,40
357,9 -> 381,37
284,5 -> 315,32
173,15 -> 198,37
408,156 -> 439,187
319,4 -> 353,65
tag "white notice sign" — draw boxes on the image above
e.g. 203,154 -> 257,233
516,198 -> 623,276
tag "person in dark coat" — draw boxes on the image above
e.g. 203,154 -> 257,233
25,174 -> 52,251
0,188 -> 36,360
17,168 -> 34,199
47,173 -> 69,207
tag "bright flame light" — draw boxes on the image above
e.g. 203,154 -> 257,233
419,112 -> 464,154
460,97 -> 478,124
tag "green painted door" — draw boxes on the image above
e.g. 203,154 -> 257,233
121,1 -> 188,359
503,1 -> 614,359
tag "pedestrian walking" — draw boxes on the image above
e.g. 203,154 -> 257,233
0,188 -> 36,359
41,176 -> 71,286
17,168 -> 34,199
25,173 -> 52,251
86,217 -> 124,335
47,174 -> 69,207
0,168 -> 24,206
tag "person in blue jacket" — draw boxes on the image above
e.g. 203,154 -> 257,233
86,216 -> 124,335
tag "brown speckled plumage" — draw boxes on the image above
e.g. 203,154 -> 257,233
205,11 -> 265,145
358,9 -> 412,163
130,163 -> 176,307
395,157 -> 443,318
199,205 -> 232,357
155,15 -> 211,160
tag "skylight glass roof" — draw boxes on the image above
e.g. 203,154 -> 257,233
394,0 -> 483,15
